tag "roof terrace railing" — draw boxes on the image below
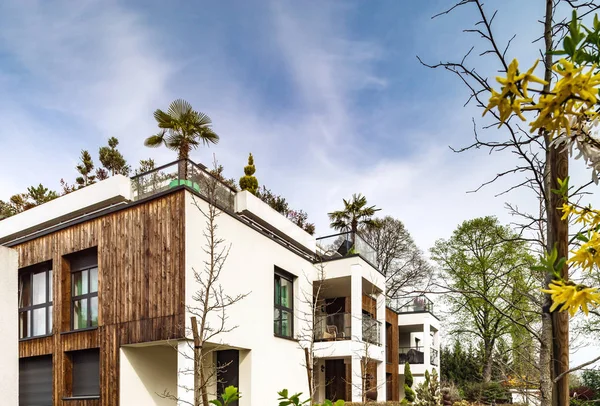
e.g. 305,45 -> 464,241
315,231 -> 382,275
388,295 -> 434,315
130,159 -> 237,211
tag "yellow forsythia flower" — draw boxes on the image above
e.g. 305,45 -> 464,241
542,280 -> 600,316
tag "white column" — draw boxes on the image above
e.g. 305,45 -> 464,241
433,329 -> 440,370
423,322 -> 431,371
376,293 -> 386,401
350,264 -> 363,402
351,355 -> 362,402
350,264 -> 363,342
239,350 -> 252,406
177,340 -> 196,406
0,247 -> 17,406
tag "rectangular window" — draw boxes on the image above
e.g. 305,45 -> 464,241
71,349 -> 100,397
274,268 -> 294,338
69,248 -> 99,330
18,263 -> 53,339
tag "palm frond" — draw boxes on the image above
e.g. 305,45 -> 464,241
168,99 -> 193,119
144,133 -> 166,148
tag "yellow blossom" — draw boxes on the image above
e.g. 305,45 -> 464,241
568,232 -> 600,271
542,280 -> 600,316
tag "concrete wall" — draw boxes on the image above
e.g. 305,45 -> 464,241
184,192 -> 313,405
0,246 -> 18,406
120,344 -> 178,406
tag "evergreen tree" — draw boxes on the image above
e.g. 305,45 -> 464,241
27,184 -> 58,206
404,361 -> 416,403
75,150 -> 96,188
98,137 -> 130,176
239,153 -> 258,194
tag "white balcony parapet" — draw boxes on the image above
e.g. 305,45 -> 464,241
0,175 -> 132,244
235,190 -> 316,252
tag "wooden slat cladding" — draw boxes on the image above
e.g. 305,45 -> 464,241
385,307 -> 400,401
14,190 -> 186,406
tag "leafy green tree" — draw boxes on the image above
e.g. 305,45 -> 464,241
328,193 -> 380,241
404,361 -> 416,403
430,216 -> 537,382
98,137 -> 130,177
239,153 -> 258,194
582,370 -> 600,399
144,99 -> 219,161
210,386 -> 241,406
75,150 -> 96,188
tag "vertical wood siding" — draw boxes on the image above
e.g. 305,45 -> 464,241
15,191 -> 186,406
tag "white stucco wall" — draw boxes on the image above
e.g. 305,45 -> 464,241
184,192 -> 313,405
0,246 -> 18,406
120,344 -> 178,406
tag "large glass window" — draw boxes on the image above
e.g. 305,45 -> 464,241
274,269 -> 294,338
18,264 -> 53,339
72,266 -> 98,330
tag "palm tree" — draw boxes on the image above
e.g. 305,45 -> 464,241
328,193 -> 380,243
144,99 -> 219,161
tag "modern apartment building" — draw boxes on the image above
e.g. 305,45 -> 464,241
0,159 -> 440,406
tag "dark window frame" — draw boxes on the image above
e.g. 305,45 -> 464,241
71,265 -> 98,331
69,348 -> 100,398
274,267 -> 294,339
18,263 -> 53,339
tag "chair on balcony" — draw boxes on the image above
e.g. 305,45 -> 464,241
323,325 -> 345,341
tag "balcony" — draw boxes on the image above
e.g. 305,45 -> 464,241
314,313 -> 351,342
316,232 -> 381,274
362,315 -> 381,345
399,347 -> 424,364
430,348 -> 439,366
130,159 -> 237,211
388,295 -> 434,314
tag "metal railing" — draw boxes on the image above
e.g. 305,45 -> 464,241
130,159 -> 237,211
430,348 -> 439,366
316,231 -> 381,274
388,295 -> 434,314
399,346 -> 424,364
362,315 -> 381,345
314,313 -> 351,341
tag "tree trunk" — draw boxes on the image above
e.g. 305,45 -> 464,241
541,1 -> 569,405
482,343 -> 493,383
540,313 -> 553,406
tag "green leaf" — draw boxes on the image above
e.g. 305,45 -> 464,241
333,400 -> 346,406
209,401 -> 223,406
564,36 -> 575,57
576,233 -> 590,243
548,49 -> 568,56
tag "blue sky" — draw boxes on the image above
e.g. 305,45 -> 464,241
0,0 -> 599,362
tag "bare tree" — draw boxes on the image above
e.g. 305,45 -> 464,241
361,216 -> 432,298
162,158 -> 249,406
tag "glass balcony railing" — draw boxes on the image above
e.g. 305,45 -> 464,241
130,159 -> 237,211
430,348 -> 439,366
362,315 -> 381,345
388,295 -> 434,314
399,346 -> 424,364
316,232 -> 381,274
314,313 -> 351,341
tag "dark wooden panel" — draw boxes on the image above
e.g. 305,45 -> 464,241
13,190 -> 186,406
